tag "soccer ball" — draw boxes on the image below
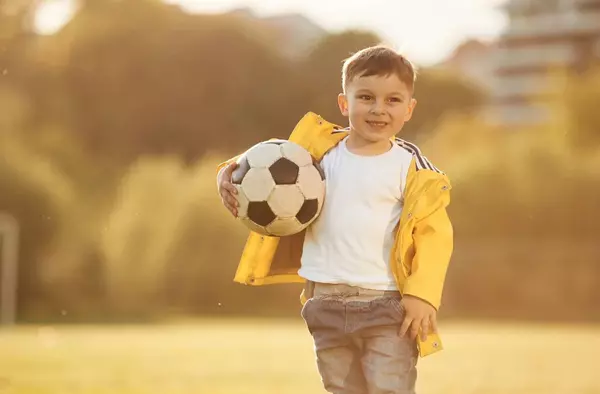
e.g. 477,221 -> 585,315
231,139 -> 325,237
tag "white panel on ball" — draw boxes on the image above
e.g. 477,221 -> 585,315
241,217 -> 270,236
241,168 -> 276,201
233,185 -> 250,218
245,143 -> 283,168
268,185 -> 305,218
297,165 -> 325,200
266,217 -> 304,237
281,141 -> 312,167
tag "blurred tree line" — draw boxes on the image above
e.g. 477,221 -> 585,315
0,0 -> 598,323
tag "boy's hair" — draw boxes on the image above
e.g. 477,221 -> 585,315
341,45 -> 417,94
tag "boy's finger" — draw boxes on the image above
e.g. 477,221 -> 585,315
225,162 -> 238,174
224,202 -> 237,217
224,183 -> 238,195
219,189 -> 229,200
220,188 -> 236,201
399,317 -> 413,337
421,320 -> 430,341
228,196 -> 239,207
410,319 -> 421,340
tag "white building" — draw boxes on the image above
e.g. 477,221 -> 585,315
441,39 -> 497,92
489,0 -> 600,126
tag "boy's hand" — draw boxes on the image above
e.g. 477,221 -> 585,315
217,162 -> 239,217
399,295 -> 438,342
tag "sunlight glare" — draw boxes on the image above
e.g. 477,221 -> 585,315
34,0 -> 77,35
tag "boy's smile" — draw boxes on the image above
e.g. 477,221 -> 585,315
338,74 -> 417,155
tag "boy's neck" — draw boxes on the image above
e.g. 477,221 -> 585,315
345,133 -> 392,156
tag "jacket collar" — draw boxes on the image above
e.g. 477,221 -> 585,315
288,113 -> 449,189
288,112 -> 347,160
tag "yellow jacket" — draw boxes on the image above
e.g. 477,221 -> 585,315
217,112 -> 454,356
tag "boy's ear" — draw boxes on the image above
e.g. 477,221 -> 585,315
404,98 -> 417,122
337,93 -> 349,117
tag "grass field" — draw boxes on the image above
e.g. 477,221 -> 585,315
0,319 -> 599,394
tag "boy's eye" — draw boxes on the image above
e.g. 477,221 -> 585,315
358,95 -> 373,100
388,97 -> 403,103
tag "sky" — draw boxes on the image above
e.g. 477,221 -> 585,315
35,0 -> 510,65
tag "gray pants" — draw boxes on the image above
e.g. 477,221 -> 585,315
301,282 -> 418,394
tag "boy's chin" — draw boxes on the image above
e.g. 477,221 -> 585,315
350,125 -> 395,142
361,130 -> 394,142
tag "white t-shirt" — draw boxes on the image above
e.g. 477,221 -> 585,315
298,137 -> 414,290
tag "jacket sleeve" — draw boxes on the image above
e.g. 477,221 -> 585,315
402,187 -> 453,310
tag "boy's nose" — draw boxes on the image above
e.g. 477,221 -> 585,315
369,104 -> 386,115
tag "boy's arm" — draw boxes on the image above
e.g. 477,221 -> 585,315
402,190 -> 453,310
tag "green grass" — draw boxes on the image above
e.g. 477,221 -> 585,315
0,319 -> 599,394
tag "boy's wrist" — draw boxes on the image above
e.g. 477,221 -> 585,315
403,294 -> 437,311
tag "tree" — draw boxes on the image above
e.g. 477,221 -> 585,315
405,68 -> 485,142
49,1 -> 301,162
301,30 -> 382,124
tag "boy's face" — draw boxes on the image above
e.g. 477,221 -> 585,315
338,74 -> 417,144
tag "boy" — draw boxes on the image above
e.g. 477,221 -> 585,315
216,45 -> 453,394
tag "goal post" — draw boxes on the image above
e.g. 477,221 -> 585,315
0,212 -> 19,326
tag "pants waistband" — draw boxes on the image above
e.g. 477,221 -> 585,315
308,281 -> 400,299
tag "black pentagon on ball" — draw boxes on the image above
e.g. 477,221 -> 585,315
247,201 -> 277,226
312,157 -> 325,181
231,156 -> 251,185
269,157 -> 299,185
296,199 -> 319,224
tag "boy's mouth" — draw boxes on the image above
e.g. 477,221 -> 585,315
366,120 -> 388,128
